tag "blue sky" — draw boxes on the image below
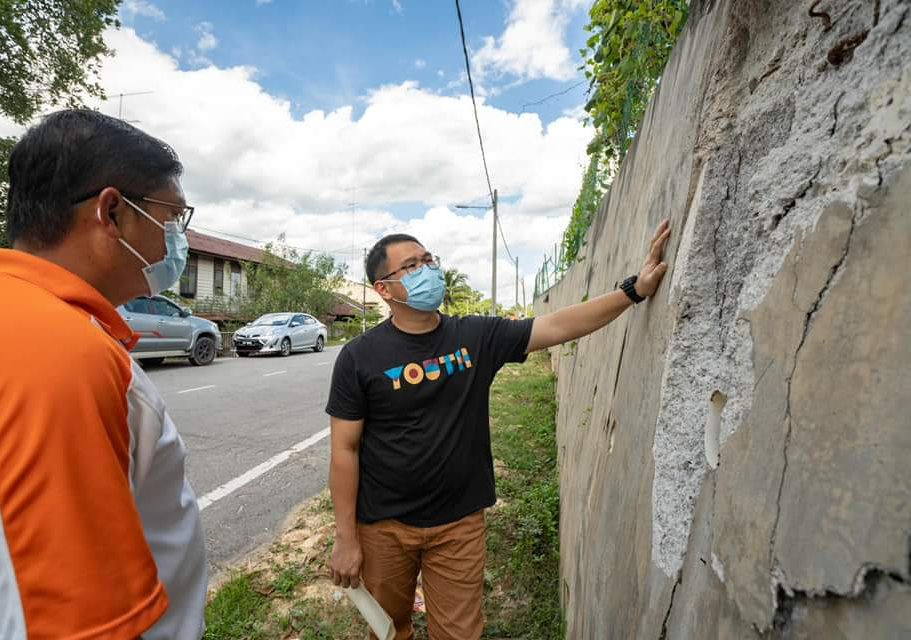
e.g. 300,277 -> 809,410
123,0 -> 592,126
0,0 -> 600,298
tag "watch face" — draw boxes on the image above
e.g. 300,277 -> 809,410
622,277 -> 643,302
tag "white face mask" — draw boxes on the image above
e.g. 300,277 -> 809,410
100,197 -> 189,296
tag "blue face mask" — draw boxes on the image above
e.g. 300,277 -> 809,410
389,264 -> 446,312
117,197 -> 189,296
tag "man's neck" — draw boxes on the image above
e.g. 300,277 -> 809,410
391,308 -> 441,334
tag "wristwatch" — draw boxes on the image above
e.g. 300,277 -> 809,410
619,275 -> 646,304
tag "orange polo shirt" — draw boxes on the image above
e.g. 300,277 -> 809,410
0,249 -> 168,638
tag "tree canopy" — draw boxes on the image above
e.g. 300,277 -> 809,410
0,1 -> 123,248
0,0 -> 121,124
241,238 -> 347,321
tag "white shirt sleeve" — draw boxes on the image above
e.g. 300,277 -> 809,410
127,362 -> 207,640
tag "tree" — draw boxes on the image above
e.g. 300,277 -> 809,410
0,1 -> 122,248
442,267 -> 472,315
241,237 -> 347,321
0,0 -> 121,124
0,137 -> 13,248
449,286 -> 496,317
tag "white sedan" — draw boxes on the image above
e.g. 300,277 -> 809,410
233,313 -> 327,357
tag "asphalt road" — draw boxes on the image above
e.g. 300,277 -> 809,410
143,345 -> 342,578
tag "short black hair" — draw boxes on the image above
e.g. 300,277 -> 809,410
366,233 -> 422,283
6,109 -> 183,248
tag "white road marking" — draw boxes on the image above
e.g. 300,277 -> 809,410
198,427 -> 331,511
263,370 -> 287,377
316,361 -> 332,366
177,385 -> 216,394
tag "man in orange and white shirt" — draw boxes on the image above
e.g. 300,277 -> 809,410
0,110 -> 206,639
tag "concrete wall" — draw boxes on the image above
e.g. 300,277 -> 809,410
533,1 -> 910,637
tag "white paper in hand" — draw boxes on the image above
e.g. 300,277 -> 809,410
344,584 -> 395,640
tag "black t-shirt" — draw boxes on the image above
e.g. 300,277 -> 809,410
325,314 -> 534,527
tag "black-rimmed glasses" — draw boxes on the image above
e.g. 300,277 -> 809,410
378,253 -> 440,281
71,189 -> 194,232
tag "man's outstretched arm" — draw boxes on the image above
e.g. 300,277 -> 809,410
328,416 -> 364,589
526,219 -> 671,353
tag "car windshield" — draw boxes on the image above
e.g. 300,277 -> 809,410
252,314 -> 290,326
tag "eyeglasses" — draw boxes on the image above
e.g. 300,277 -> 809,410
71,189 -> 195,232
378,253 -> 440,281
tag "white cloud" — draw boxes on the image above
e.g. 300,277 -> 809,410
80,28 -> 590,296
561,102 -> 587,120
391,0 -> 403,15
255,0 -> 274,5
196,22 -> 218,51
414,58 -> 427,69
437,69 -> 445,78
121,0 -> 166,21
0,117 -> 24,138
473,0 -> 583,82
186,50 -> 213,68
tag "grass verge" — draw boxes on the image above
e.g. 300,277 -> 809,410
204,351 -> 561,639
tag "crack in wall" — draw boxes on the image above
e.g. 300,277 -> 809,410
658,572 -> 684,640
612,326 -> 630,399
829,91 -> 845,136
772,566 -> 909,637
772,163 -> 822,230
768,199 -> 861,622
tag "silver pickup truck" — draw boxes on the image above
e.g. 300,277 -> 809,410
117,295 -> 222,366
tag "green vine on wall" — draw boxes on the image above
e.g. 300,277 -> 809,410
560,152 -> 606,267
555,0 -> 688,270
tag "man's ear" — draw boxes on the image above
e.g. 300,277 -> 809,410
374,280 -> 393,302
95,187 -> 124,240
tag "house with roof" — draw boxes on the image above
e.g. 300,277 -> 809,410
173,230 -> 388,326
167,230 -> 267,320
335,278 -> 390,321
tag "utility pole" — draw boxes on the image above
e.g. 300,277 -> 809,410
521,279 -> 527,317
514,256 -> 519,316
491,189 -> 498,317
349,187 -> 357,280
454,193 -> 499,316
362,247 -> 368,335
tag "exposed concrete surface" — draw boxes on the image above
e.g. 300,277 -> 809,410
534,0 -> 910,637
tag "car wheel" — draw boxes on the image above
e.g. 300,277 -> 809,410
141,357 -> 165,367
313,335 -> 325,353
189,336 -> 216,366
280,337 -> 292,357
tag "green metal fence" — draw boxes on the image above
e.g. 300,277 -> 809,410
534,221 -> 588,299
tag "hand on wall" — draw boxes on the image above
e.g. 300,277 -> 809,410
634,219 -> 671,298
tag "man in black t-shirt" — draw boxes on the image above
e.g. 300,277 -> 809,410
327,221 -> 670,639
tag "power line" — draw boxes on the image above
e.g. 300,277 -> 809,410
192,225 -> 355,257
520,79 -> 587,113
454,0 -> 494,206
454,0 -> 518,271
496,215 -> 515,263
454,199 -> 516,264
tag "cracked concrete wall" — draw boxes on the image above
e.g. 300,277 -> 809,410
533,1 -> 910,637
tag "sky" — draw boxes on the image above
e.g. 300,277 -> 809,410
2,0 -> 596,303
